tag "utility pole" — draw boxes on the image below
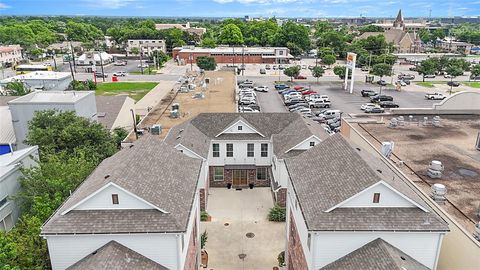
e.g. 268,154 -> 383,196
139,48 -> 144,75
70,41 -> 76,73
131,109 -> 138,140
99,51 -> 105,82
241,46 -> 245,76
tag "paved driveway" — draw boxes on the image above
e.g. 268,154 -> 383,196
200,187 -> 285,270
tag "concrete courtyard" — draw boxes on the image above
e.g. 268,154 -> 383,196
200,187 -> 285,270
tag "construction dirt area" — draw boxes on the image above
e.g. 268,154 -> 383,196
355,115 -> 480,232
128,70 -> 237,141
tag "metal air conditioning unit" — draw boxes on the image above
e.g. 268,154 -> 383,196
381,142 -> 394,158
431,183 -> 447,203
151,124 -> 162,135
432,116 -> 441,127
397,116 -> 405,126
170,110 -> 179,119
389,118 -> 398,128
427,160 -> 444,179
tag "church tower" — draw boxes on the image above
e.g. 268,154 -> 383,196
393,9 -> 405,30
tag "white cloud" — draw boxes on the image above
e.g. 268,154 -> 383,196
0,2 -> 10,9
82,0 -> 139,9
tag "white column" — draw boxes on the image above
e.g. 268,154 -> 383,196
344,67 -> 349,91
349,66 -> 355,94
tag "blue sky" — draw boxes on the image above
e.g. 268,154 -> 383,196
0,0 -> 478,18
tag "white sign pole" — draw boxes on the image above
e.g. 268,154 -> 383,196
346,52 -> 357,94
350,66 -> 355,94
344,67 -> 349,91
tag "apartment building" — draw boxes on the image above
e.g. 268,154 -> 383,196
41,137 -> 203,270
0,45 -> 23,67
126,39 -> 167,56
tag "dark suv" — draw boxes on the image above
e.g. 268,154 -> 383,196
361,89 -> 377,97
379,101 -> 399,108
371,95 -> 393,102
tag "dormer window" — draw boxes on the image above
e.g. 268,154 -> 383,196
112,194 -> 119,205
238,126 -> 243,131
373,193 -> 380,203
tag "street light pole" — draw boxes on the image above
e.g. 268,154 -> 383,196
99,51 -> 105,82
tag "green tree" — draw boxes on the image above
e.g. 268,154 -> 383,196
371,63 -> 393,79
322,54 -> 336,66
196,56 -> 216,71
275,21 -> 310,52
283,66 -> 301,81
25,110 -> 117,160
446,64 -> 464,94
65,21 -> 103,43
200,37 -> 217,48
358,25 -> 384,34
470,64 -> 480,79
417,58 -> 437,82
112,127 -> 129,148
317,47 -> 335,58
130,47 -> 140,56
311,66 -> 325,83
219,23 -> 244,45
333,65 -> 346,79
4,81 -> 30,96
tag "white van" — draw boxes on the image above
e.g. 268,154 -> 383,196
284,92 -> 302,100
318,109 -> 342,120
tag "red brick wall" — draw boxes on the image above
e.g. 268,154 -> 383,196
199,188 -> 206,211
276,188 -> 287,207
184,216 -> 198,270
173,51 -> 278,64
208,166 -> 271,188
287,211 -> 308,270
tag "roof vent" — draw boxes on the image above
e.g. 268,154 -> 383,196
129,145 -> 134,148
431,183 -> 447,203
376,169 -> 382,174
179,129 -> 184,133
427,160 -> 444,179
400,256 -> 406,261
104,174 -> 110,179
355,147 -> 361,151
176,135 -> 181,140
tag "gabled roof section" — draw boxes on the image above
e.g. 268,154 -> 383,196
164,120 -> 210,158
95,96 -> 129,130
285,134 -> 449,232
320,238 -> 429,270
67,241 -> 168,270
215,117 -> 265,138
42,135 -> 202,234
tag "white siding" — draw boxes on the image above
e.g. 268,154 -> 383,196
312,231 -> 444,269
179,191 -> 200,269
287,136 -> 322,151
208,141 -> 271,166
272,158 -> 289,188
338,183 -> 417,208
175,144 -> 203,159
46,233 -> 179,270
286,178 -> 313,269
218,120 -> 262,135
73,184 -> 154,211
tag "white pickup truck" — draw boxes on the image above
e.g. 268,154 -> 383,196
425,93 -> 446,100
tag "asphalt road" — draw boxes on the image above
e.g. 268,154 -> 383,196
241,75 -> 438,115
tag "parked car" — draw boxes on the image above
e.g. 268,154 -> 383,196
275,83 -> 289,90
113,71 -> 127,77
238,79 -> 253,86
396,80 -> 407,86
295,108 -> 312,115
309,94 -> 330,102
265,65 -> 271,70
240,81 -> 254,88
444,74 -> 452,78
254,86 -> 269,92
259,68 -> 266,74
114,61 -> 127,66
95,72 -> 108,78
409,67 -> 417,71
239,106 -> 259,113
425,93 -> 446,100
301,90 -> 317,95
272,65 -> 278,70
284,92 -> 302,100
361,66 -> 369,72
371,95 -> 393,102
293,86 -> 304,91
294,75 -> 307,79
309,100 -> 331,108
247,104 -> 261,111
379,101 -> 399,108
308,65 -> 314,70
288,103 -> 309,111
318,109 -> 342,120
137,63 -> 149,68
403,79 -> 411,85
424,74 -> 436,78
361,89 -> 377,97
377,80 -> 387,86
361,103 -> 378,111
398,74 -> 415,80
302,65 -> 307,69
279,89 -> 296,95
365,107 -> 385,113
447,81 -> 460,87
279,65 -> 285,70
284,98 -> 304,105
239,96 -> 256,105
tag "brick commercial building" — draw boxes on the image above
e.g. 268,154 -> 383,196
0,45 -> 22,68
172,46 -> 293,65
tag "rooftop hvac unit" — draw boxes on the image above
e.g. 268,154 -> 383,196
432,116 -> 441,127
423,116 -> 429,126
427,160 -> 444,179
381,142 -> 394,158
170,110 -> 179,119
474,222 -> 480,241
151,124 -> 162,135
397,116 -> 405,126
431,183 -> 447,203
389,118 -> 398,128
172,103 -> 180,111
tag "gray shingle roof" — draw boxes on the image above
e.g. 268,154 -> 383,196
285,134 -> 449,232
164,113 -> 330,158
95,96 -> 129,130
42,136 -> 202,234
67,240 -> 168,270
320,238 -> 430,270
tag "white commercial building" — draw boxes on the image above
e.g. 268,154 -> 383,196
76,52 -> 113,66
126,39 -> 166,56
0,71 -> 72,93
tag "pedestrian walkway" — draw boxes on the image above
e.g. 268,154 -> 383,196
135,80 -> 176,117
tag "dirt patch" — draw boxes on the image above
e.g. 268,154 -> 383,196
407,134 -> 427,141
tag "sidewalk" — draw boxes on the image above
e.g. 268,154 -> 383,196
134,81 -> 176,117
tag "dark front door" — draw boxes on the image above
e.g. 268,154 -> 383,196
232,170 -> 248,187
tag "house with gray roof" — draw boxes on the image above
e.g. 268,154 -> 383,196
41,136 -> 203,270
163,112 -> 330,208
284,134 -> 449,269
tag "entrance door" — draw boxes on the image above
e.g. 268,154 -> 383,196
232,170 -> 248,187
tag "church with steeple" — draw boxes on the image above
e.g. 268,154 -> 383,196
358,9 -> 423,53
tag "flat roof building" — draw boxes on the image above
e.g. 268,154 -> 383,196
0,71 -> 72,93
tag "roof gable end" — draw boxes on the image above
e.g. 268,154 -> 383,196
215,118 -> 265,137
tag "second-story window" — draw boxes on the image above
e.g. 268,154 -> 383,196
261,143 -> 268,157
226,144 -> 233,157
247,143 -> 254,157
212,143 -> 220,157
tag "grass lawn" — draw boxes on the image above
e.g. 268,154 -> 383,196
416,82 -> 435,88
96,82 -> 158,101
463,82 -> 480,88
